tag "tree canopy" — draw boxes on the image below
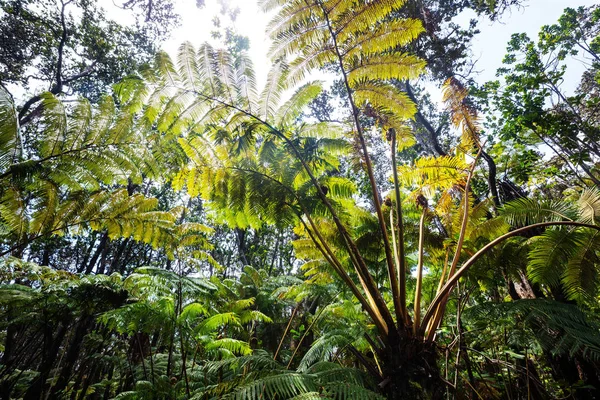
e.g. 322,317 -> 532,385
1,1 -> 600,399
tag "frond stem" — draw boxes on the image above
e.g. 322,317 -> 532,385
413,207 -> 427,336
421,221 -> 600,340
315,0 -> 401,333
390,128 -> 408,324
423,148 -> 482,338
182,86 -> 393,335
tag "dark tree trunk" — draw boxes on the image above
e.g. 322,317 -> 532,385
85,232 -> 109,274
481,150 -> 501,208
77,232 -> 98,273
23,322 -> 69,400
547,354 -> 600,399
49,316 -> 94,397
381,338 -> 445,400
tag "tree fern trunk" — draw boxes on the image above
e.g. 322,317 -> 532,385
49,315 -> 94,397
23,322 -> 68,400
381,339 -> 445,400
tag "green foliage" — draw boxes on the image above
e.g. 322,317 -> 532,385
0,0 -> 178,100
3,2 -> 600,400
468,299 -> 600,361
500,190 -> 600,302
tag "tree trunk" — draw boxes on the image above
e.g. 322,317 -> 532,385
49,316 -> 94,397
23,322 -> 68,400
381,338 -> 445,400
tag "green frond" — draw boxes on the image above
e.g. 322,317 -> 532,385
197,312 -> 241,334
501,198 -> 578,226
0,284 -> 36,304
204,353 -> 283,376
264,0 -> 318,35
276,82 -> 324,126
205,338 -> 253,356
235,53 -> 259,112
198,43 -> 222,97
0,87 -> 20,171
155,50 -> 180,87
342,18 -> 424,58
38,92 -> 67,157
397,155 -> 468,197
347,54 -> 425,84
468,215 -> 510,241
240,309 -> 273,324
353,81 -> 417,121
468,299 -> 600,361
269,22 -> 328,60
226,372 -> 317,400
309,362 -> 366,386
286,47 -> 337,88
289,392 -> 330,400
296,123 -> 347,145
577,188 -> 600,224
562,230 -> 600,301
215,48 -> 238,105
178,41 -> 201,92
113,75 -> 149,113
324,382 -> 385,400
321,176 -> 356,199
260,60 -> 289,120
244,264 -> 265,282
334,0 -> 407,40
298,331 -> 355,371
65,98 -> 92,149
527,227 -> 582,290
179,302 -> 210,323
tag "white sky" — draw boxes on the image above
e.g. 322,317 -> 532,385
13,0 -> 596,104
154,0 -> 598,93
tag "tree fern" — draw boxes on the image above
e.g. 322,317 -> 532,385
0,86 -> 19,172
501,197 -> 578,226
468,299 -> 600,361
576,188 -> 600,224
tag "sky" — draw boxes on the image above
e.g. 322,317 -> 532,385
93,0 -> 599,108
153,0 -> 598,93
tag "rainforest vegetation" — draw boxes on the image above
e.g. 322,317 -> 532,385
1,0 -> 600,398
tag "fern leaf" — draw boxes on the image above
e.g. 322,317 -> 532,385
206,338 -> 253,356
577,188 -> 600,224
0,86 -> 20,172
501,198 -> 578,227
347,54 -> 425,83
260,60 -> 289,120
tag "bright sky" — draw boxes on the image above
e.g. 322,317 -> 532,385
159,0 -> 276,89
465,0 -> 598,87
93,0 -> 598,107
155,0 -> 597,92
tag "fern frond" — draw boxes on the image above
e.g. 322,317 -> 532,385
0,86 -> 20,172
324,382 -> 385,400
298,331 -> 355,371
178,41 -> 201,92
442,77 -> 481,146
206,338 -> 253,356
260,61 -> 289,120
342,18 -> 424,58
563,230 -> 600,302
577,188 -> 600,224
226,372 -> 317,400
347,54 -> 425,84
468,299 -> 600,361
527,227 -> 581,290
276,82 -> 324,126
397,155 -> 468,197
501,198 -> 578,226
353,81 -> 417,121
